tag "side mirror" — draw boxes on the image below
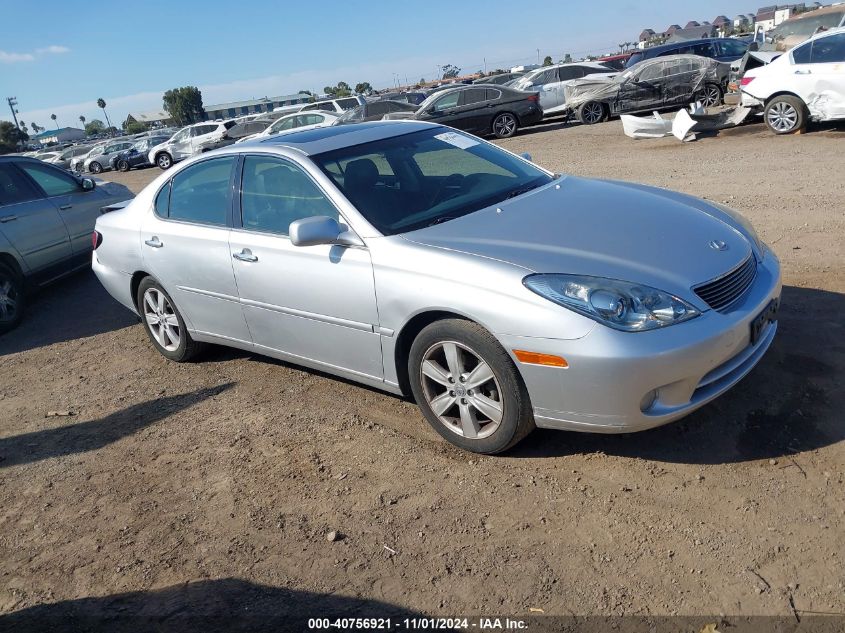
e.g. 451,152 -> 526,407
519,152 -> 532,162
81,178 -> 95,191
290,216 -> 364,248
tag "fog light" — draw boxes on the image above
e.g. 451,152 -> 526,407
640,390 -> 658,412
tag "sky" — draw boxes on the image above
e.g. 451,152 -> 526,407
1,0 -> 751,130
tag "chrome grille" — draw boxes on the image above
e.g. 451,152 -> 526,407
694,255 -> 757,312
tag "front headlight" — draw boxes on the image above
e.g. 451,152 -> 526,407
710,202 -> 764,255
523,274 -> 700,332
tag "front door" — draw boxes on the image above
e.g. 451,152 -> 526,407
0,162 -> 71,275
791,33 -> 845,120
229,154 -> 383,379
167,128 -> 194,160
16,160 -> 107,257
140,155 -> 251,343
617,60 -> 665,113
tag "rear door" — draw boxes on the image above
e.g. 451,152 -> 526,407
792,33 -> 845,120
457,88 -> 492,132
15,160 -> 105,258
529,68 -> 563,112
661,58 -> 703,107
0,162 -> 72,274
140,155 -> 252,342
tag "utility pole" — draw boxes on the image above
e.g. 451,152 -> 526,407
6,97 -> 20,129
537,49 -> 540,65
483,57 -> 487,74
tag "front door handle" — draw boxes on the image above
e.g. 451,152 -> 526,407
233,249 -> 258,263
0,215 -> 17,223
59,204 -> 73,210
794,69 -> 812,75
144,237 -> 163,248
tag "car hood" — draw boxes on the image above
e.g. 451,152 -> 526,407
401,176 -> 753,306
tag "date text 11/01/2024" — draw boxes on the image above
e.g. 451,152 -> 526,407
308,617 -> 528,630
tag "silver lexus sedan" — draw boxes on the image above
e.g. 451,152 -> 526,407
92,121 -> 781,454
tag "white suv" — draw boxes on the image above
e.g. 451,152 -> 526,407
741,27 -> 845,134
148,121 -> 236,169
298,96 -> 365,114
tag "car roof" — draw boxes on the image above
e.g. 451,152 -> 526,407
249,120 -> 434,156
641,37 -> 734,54
808,24 -> 845,40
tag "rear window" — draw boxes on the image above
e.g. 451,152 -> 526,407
625,51 -> 644,67
336,98 -> 360,110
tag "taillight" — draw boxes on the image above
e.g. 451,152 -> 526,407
527,93 -> 539,102
740,76 -> 755,87
92,230 -> 103,250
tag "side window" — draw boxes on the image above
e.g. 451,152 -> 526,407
368,102 -> 390,116
637,62 -> 664,82
300,103 -> 317,111
306,114 -> 323,125
485,88 -> 502,101
718,39 -> 748,56
272,117 -> 296,132
0,164 -> 40,206
240,156 -> 338,235
557,67 -> 581,81
154,181 -> 170,218
17,162 -> 80,197
460,88 -> 488,106
166,157 -> 235,225
531,69 -> 557,86
433,92 -> 460,111
792,41 -> 812,64
810,33 -> 845,63
692,43 -> 715,57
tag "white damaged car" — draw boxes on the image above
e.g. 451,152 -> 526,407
741,26 -> 845,133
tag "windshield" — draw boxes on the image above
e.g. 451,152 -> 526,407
625,51 -> 644,68
312,128 -> 553,235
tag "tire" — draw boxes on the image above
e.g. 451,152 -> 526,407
136,277 -> 204,362
491,112 -> 518,139
0,262 -> 25,335
764,95 -> 807,134
156,152 -> 173,170
408,319 -> 535,454
117,159 -> 130,172
578,101 -> 606,125
89,161 -> 103,174
697,83 -> 723,108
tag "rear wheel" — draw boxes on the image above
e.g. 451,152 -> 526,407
156,152 -> 173,170
697,83 -> 723,108
137,277 -> 203,361
89,161 -> 103,174
578,101 -> 606,125
117,159 -> 130,172
408,319 -> 535,454
0,263 -> 24,335
764,95 -> 807,134
492,112 -> 518,138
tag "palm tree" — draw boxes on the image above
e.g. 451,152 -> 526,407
618,43 -> 625,53
96,98 -> 113,135
50,113 -> 59,129
79,115 -> 86,130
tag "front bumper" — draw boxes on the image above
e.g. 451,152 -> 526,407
499,249 -> 781,433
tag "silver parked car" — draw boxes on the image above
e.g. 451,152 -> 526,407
0,156 -> 133,333
83,140 -> 135,174
92,121 -> 781,454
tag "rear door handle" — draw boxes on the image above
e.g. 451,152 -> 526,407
59,204 -> 73,210
0,215 -> 17,223
233,249 -> 258,262
144,237 -> 163,248
794,69 -> 812,74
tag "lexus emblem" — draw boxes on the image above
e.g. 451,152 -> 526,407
709,240 -> 728,251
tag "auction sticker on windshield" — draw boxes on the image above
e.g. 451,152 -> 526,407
434,131 -> 479,149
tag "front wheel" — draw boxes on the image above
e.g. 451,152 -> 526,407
156,152 -> 173,170
117,159 -> 130,172
137,277 -> 203,362
764,95 -> 807,134
0,263 -> 24,335
408,319 -> 535,454
492,112 -> 518,138
578,101 -> 606,125
89,161 -> 103,174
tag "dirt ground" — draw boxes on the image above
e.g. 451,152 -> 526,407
1,116 -> 843,629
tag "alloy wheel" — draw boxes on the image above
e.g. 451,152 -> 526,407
142,288 -> 181,351
703,85 -> 721,107
157,154 -> 171,169
767,102 -> 798,133
419,340 -> 504,440
583,102 -> 604,124
0,279 -> 19,323
493,113 -> 516,137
